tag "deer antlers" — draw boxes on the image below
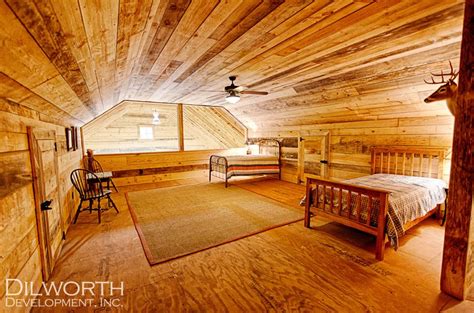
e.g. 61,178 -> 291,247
424,61 -> 459,84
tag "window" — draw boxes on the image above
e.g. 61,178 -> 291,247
139,126 -> 153,140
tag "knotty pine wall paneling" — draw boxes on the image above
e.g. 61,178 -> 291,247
92,148 -> 244,187
0,99 -> 82,311
250,116 -> 453,183
83,101 -> 246,154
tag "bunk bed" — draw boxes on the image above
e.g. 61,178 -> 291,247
209,139 -> 281,187
303,146 -> 447,261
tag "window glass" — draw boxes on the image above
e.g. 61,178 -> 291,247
139,126 -> 153,140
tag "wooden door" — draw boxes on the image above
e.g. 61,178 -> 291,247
298,133 -> 330,184
27,127 -> 63,281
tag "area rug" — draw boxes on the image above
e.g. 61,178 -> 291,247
126,183 -> 303,265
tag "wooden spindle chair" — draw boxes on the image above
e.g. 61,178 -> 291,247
70,169 -> 119,224
86,157 -> 118,192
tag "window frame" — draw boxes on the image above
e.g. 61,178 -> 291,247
138,125 -> 154,140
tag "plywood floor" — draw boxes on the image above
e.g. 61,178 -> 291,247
34,178 -> 472,312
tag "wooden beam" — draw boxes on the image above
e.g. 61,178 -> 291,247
297,135 -> 304,184
177,104 -> 184,151
441,0 -> 474,300
80,126 -> 85,159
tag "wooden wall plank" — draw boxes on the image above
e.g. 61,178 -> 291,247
250,115 -> 453,183
0,101 -> 82,307
83,100 -> 246,154
92,148 -> 245,187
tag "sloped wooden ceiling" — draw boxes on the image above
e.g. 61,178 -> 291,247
0,0 -> 465,128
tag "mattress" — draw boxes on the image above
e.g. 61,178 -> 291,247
310,174 -> 447,248
214,155 -> 279,178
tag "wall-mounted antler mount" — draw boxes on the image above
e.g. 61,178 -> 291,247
424,61 -> 459,116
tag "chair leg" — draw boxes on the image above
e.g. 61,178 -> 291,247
89,199 -> 93,213
97,198 -> 101,224
108,194 -> 119,213
73,200 -> 83,224
106,184 -> 111,207
111,179 -> 118,192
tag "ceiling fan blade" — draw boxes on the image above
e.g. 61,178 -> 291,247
234,86 -> 246,92
200,90 -> 226,93
240,90 -> 268,95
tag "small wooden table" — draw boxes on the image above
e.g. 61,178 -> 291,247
86,172 -> 115,208
86,171 -> 115,191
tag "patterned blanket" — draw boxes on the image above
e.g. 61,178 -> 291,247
307,174 -> 447,248
220,155 -> 279,178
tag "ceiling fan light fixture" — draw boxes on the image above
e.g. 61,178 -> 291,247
225,90 -> 240,104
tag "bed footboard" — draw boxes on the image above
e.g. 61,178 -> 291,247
304,176 -> 390,260
209,155 -> 229,187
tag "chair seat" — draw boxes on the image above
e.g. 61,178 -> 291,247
85,189 -> 112,199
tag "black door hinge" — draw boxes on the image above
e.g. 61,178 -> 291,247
320,160 -> 328,164
54,142 -> 58,151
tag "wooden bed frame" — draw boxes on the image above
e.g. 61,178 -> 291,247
209,139 -> 281,187
304,146 -> 446,261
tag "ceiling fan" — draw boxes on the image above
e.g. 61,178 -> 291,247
222,76 -> 268,104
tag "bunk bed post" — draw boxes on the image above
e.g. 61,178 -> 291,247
304,177 -> 312,228
375,193 -> 389,261
224,158 -> 228,188
209,156 -> 212,182
277,140 -> 282,180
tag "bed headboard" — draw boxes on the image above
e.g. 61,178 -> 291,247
257,139 -> 281,158
371,147 -> 445,179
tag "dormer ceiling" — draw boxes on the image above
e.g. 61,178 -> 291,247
0,0 -> 464,129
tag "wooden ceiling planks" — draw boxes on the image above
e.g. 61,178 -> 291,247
0,0 -> 466,129
0,0 -> 94,123
135,0 -> 220,98
0,73 -> 83,126
4,0 -> 99,115
79,0 -> 119,109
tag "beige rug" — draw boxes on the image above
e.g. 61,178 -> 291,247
126,183 -> 303,265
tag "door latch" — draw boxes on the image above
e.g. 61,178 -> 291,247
41,200 -> 53,211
